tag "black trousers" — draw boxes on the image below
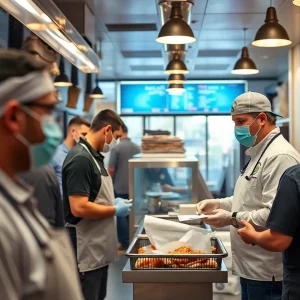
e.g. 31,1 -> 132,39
79,266 -> 109,300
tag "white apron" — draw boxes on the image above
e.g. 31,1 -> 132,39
75,143 -> 118,273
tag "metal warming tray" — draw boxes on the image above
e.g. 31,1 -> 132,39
136,215 -> 211,235
126,236 -> 227,271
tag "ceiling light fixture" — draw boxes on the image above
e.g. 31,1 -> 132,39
54,57 -> 72,87
164,53 -> 189,74
1,0 -> 100,73
293,0 -> 300,6
232,28 -> 259,75
156,1 -> 196,44
252,1 -> 291,47
167,74 -> 186,84
166,84 -> 185,95
90,77 -> 105,99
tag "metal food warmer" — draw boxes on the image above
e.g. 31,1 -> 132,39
128,155 -> 213,238
122,215 -> 228,300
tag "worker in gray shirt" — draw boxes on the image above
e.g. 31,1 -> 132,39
19,165 -> 64,227
108,125 -> 140,249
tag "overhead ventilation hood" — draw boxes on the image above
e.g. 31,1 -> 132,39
1,0 -> 100,73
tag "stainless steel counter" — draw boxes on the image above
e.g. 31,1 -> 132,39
122,260 -> 228,300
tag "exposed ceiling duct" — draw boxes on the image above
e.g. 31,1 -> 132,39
1,0 -> 100,73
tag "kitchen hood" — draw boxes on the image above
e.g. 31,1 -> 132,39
0,0 -> 100,73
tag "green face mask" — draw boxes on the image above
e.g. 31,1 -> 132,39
16,106 -> 63,168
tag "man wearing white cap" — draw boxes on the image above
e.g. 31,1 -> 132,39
197,91 -> 300,299
0,49 -> 83,300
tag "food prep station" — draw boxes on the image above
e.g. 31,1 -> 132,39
122,215 -> 228,300
128,155 -> 213,238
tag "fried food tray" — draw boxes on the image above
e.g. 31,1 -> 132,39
126,236 -> 227,270
137,215 -> 211,235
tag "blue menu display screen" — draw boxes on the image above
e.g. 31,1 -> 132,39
119,81 -> 246,114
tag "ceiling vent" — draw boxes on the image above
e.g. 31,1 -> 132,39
195,64 -> 230,71
122,50 -> 162,58
106,23 -> 157,32
130,65 -> 164,71
198,50 -> 240,57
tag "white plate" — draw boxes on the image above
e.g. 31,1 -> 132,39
145,191 -> 181,199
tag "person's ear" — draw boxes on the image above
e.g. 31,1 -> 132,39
2,101 -> 23,133
258,113 -> 267,126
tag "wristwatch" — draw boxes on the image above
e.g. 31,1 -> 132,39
230,212 -> 239,228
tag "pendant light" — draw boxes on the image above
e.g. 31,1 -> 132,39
293,0 -> 300,6
252,1 -> 291,47
165,53 -> 189,74
156,1 -> 196,44
90,77 -> 105,99
166,84 -> 185,95
167,74 -> 186,84
232,29 -> 259,75
54,57 -> 72,87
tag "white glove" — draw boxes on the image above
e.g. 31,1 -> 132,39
196,199 -> 220,215
202,209 -> 231,228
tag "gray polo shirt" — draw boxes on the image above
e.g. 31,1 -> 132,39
19,165 -> 64,227
108,138 -> 140,194
0,169 -> 49,299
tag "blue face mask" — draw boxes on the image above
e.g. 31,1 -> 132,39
234,116 -> 261,148
16,106 -> 63,168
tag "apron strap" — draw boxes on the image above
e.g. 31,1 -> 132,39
80,143 -> 102,175
241,133 -> 281,176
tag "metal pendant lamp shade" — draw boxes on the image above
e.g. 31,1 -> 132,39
167,74 -> 186,84
232,47 -> 259,75
54,57 -> 72,87
165,54 -> 189,74
156,2 -> 196,44
166,83 -> 185,95
90,80 -> 105,99
252,7 -> 291,47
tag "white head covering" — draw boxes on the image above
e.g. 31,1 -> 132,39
0,70 -> 55,116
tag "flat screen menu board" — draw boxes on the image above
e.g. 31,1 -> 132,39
118,81 -> 247,115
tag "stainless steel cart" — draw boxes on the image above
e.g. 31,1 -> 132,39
123,216 -> 228,300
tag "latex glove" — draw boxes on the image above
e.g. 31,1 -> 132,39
115,201 -> 132,217
238,220 -> 257,245
115,197 -> 126,205
202,209 -> 231,228
196,199 -> 220,215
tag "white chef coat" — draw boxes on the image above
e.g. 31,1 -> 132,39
220,128 -> 300,281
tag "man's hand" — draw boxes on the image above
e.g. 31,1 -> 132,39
202,209 -> 231,227
162,184 -> 173,192
238,220 -> 257,245
196,199 -> 220,215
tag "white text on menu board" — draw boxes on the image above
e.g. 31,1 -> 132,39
145,85 -> 166,112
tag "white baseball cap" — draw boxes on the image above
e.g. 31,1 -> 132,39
231,91 -> 282,117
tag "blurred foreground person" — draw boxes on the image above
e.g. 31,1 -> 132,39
0,49 -> 83,300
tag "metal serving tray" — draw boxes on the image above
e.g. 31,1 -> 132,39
126,236 -> 227,271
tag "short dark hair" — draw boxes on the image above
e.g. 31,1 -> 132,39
123,125 -> 128,133
251,112 -> 277,125
0,49 -> 47,83
91,109 -> 124,132
68,116 -> 91,128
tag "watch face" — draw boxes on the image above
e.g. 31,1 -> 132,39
230,218 -> 239,228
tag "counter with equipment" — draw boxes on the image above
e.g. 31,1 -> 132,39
128,155 -> 212,238
123,215 -> 228,300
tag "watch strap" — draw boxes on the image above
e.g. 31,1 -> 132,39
232,212 -> 238,218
